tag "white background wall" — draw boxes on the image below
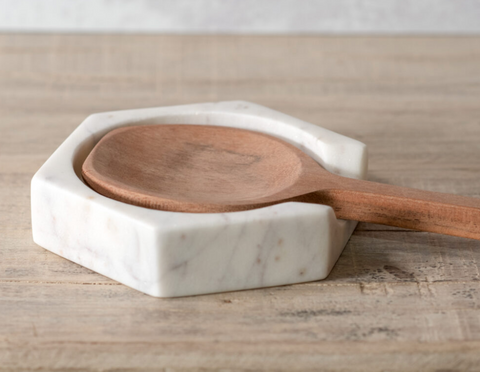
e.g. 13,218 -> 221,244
1,0 -> 480,34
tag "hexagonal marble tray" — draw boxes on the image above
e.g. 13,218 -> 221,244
31,101 -> 367,297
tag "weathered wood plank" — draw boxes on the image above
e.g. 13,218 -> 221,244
1,34 -> 480,371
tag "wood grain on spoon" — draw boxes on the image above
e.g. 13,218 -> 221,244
82,125 -> 480,240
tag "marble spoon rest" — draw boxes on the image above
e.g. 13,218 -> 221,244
31,101 -> 367,297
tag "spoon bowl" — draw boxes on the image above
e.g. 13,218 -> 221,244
82,125 -> 325,212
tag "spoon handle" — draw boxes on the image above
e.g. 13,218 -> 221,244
309,178 -> 480,240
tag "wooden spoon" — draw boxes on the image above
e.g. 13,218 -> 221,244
82,124 -> 480,240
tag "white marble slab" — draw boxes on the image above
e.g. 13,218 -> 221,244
3,0 -> 480,34
31,101 -> 367,297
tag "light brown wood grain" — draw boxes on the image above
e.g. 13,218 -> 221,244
1,34 -> 480,371
84,124 -> 480,239
81,124 -> 307,212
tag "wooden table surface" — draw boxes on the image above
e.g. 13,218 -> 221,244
1,34 -> 480,371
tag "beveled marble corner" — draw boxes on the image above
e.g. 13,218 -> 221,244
31,101 -> 367,297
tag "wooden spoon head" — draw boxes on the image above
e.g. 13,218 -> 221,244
82,125 -> 329,213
